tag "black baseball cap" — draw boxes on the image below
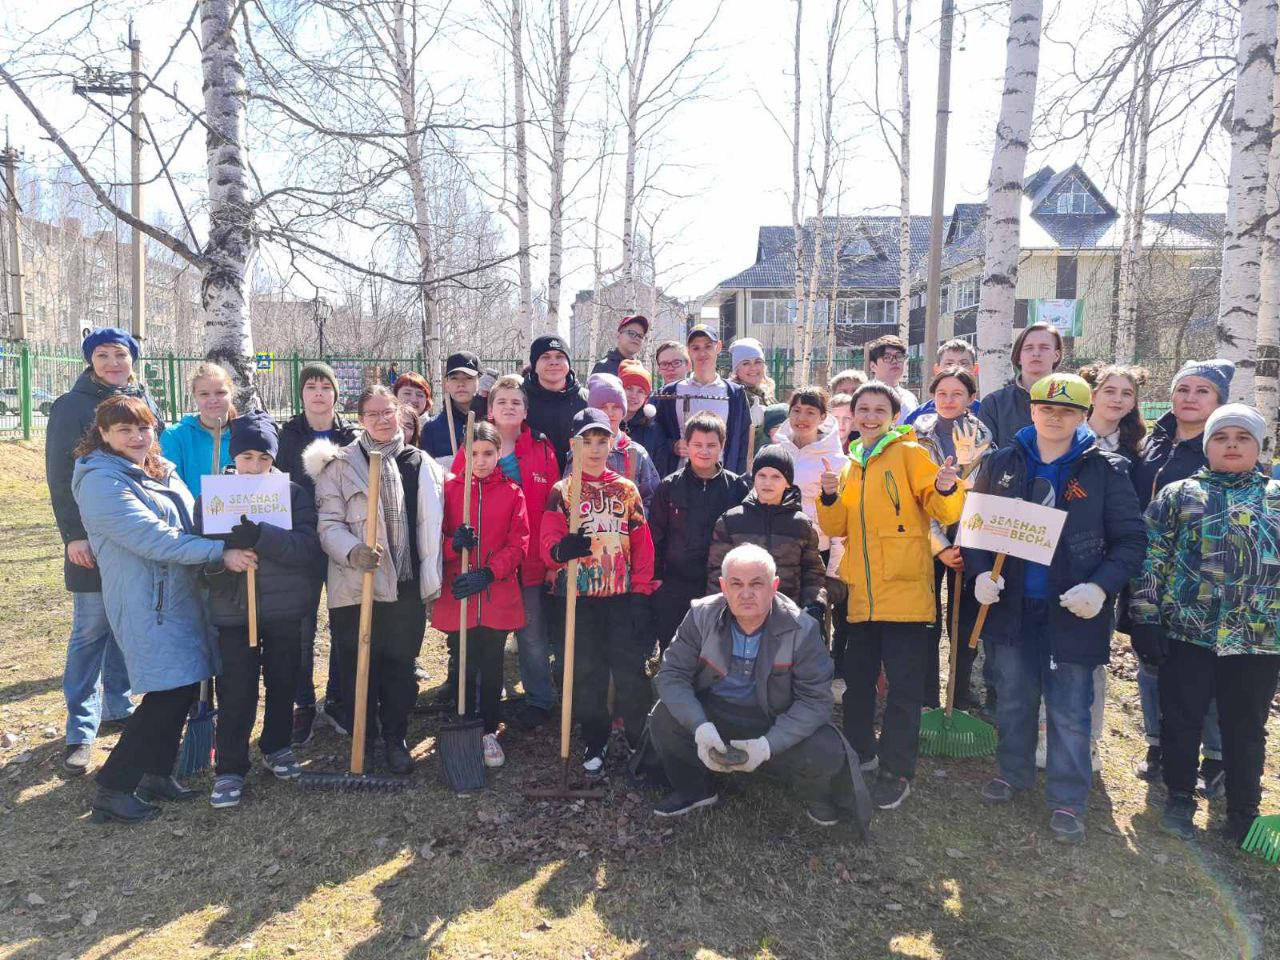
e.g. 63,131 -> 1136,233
572,408 -> 613,438
686,323 -> 721,344
445,351 -> 481,376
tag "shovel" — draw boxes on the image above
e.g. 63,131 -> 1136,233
301,451 -> 407,792
439,412 -> 487,793
526,438 -> 605,800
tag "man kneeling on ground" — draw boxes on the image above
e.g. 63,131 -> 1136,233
649,544 -> 870,832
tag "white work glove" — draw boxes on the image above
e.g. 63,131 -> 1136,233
974,571 -> 1005,606
694,722 -> 734,773
1059,582 -> 1107,620
729,736 -> 771,773
749,400 -> 765,427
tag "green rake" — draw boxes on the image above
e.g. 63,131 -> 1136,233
1241,815 -> 1280,863
920,569 -> 997,758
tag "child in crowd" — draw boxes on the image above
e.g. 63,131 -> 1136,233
437,422 -> 530,769
618,359 -> 662,460
817,382 -> 963,813
1130,404 -> 1280,845
199,411 -> 323,808
541,409 -> 657,777
161,361 -> 236,497
568,373 -> 660,511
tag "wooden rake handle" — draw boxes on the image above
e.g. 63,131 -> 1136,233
558,437 -> 586,765
967,553 -> 1006,651
458,411 -> 476,719
351,450 -> 382,776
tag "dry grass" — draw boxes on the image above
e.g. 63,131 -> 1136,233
0,439 -> 1277,959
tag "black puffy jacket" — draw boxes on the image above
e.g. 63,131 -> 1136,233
274,411 -> 357,502
649,464 -> 749,584
1130,411 -> 1207,510
523,371 -> 588,472
705,486 -> 825,606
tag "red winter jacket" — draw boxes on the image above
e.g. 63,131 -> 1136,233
434,469 -> 530,632
451,422 -> 558,588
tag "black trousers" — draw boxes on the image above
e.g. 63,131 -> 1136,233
574,595 -> 652,755
925,563 -> 982,709
654,576 -> 706,653
96,683 -> 199,793
843,620 -> 930,780
215,619 -> 303,776
649,696 -> 847,804
1159,641 -> 1280,816
446,626 -> 506,734
330,581 -> 427,744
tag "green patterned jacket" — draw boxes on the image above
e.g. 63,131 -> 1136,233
1130,468 -> 1280,656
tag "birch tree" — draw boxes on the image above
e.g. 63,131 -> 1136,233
1217,0 -> 1278,402
790,0 -> 807,372
510,0 -> 535,331
975,0 -> 1044,395
1255,35 -> 1280,458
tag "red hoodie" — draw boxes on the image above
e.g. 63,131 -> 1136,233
434,469 -> 529,632
540,467 -> 656,599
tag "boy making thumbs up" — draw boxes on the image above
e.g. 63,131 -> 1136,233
816,382 -> 965,812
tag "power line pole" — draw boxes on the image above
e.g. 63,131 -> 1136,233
129,25 -> 145,342
1,142 -> 26,341
923,0 -> 956,367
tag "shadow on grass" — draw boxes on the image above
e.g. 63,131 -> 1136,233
0,673 -> 62,708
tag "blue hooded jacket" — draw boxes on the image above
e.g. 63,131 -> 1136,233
1013,424 -> 1094,599
159,414 -> 234,498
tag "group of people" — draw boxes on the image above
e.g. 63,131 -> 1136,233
43,316 -> 1280,849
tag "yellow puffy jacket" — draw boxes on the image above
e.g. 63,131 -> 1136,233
816,426 -> 965,623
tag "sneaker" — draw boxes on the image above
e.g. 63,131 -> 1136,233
858,755 -> 880,774
831,679 -> 847,705
1135,745 -> 1162,782
482,733 -> 505,768
582,751 -> 605,780
653,790 -> 719,817
873,773 -> 911,811
805,799 -> 840,827
981,777 -> 1019,805
1221,810 -> 1257,846
291,707 -> 316,747
1197,758 -> 1226,801
210,775 -> 245,809
136,773 -> 198,802
385,740 -> 414,775
1161,792 -> 1197,840
262,747 -> 302,780
1049,808 -> 1085,844
89,788 -> 160,824
62,743 -> 92,777
318,701 -> 351,736
515,705 -> 553,731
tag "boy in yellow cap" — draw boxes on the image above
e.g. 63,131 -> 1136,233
961,372 -> 1145,844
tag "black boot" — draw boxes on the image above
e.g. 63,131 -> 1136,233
136,773 -> 199,802
90,788 -> 161,824
1135,745 -> 1162,782
1221,810 -> 1258,846
384,739 -> 413,775
1160,791 -> 1197,840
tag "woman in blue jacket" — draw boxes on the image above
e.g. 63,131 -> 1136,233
72,395 -> 258,824
159,361 -> 236,497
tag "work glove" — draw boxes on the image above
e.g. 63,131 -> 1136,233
451,523 -> 478,553
974,571 -> 1005,606
1059,582 -> 1107,620
803,601 -> 825,624
749,400 -> 765,427
348,543 -> 383,571
729,736 -> 771,773
551,531 -> 593,563
451,568 -> 494,600
226,514 -> 261,549
694,722 -> 735,773
1129,624 -> 1169,667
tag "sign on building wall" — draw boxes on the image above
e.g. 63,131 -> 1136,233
1026,299 -> 1083,338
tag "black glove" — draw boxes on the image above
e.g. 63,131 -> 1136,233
226,514 -> 261,549
551,531 -> 593,563
1129,624 -> 1169,667
452,567 -> 495,600
803,601 -> 825,624
451,524 -> 478,553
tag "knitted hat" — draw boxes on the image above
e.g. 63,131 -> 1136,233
572,407 -> 613,438
730,337 -> 765,370
530,333 -> 571,368
587,373 -> 627,411
762,403 -> 789,436
298,361 -> 340,398
82,326 -> 140,362
1171,358 -> 1235,403
752,444 -> 795,486
616,359 -> 652,395
1030,373 -> 1092,410
229,408 -> 279,460
1205,403 -> 1266,450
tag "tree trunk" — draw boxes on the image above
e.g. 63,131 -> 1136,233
200,0 -> 258,404
1115,6 -> 1155,365
621,0 -> 643,303
790,0 -> 808,384
1256,33 -> 1280,459
975,0 -> 1043,396
511,0 -> 534,334
546,0 -> 571,330
1217,0 -> 1277,403
894,0 -> 913,348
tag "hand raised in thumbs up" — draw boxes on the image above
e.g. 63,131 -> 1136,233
819,457 -> 841,496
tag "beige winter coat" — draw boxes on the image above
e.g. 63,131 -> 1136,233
304,438 -> 445,610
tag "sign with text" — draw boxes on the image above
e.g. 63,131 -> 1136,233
201,473 -> 293,535
255,352 -> 274,371
1027,298 -> 1084,337
956,492 -> 1066,567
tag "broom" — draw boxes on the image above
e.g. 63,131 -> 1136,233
919,568 -> 996,758
1241,815 -> 1280,862
301,450 -> 406,792
439,412 -> 487,794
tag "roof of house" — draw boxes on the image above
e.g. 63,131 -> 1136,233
718,165 -> 1223,291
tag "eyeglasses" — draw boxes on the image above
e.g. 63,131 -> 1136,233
658,359 -> 686,370
878,352 -> 906,363
363,408 -> 399,421
620,329 -> 645,342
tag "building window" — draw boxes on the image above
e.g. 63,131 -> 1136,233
750,295 -> 797,325
1055,179 -> 1099,214
835,298 -> 898,326
953,278 -> 979,311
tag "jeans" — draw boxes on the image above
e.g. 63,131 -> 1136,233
96,683 -> 198,793
842,621 -> 930,779
516,585 -> 556,710
1137,660 -> 1223,759
295,585 -> 343,711
64,591 -> 133,745
215,620 -> 302,776
990,600 -> 1094,816
1159,642 -> 1280,816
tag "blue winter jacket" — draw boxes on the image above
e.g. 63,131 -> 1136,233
159,414 -> 233,498
71,450 -> 224,693
653,378 -> 752,476
961,430 -> 1146,665
1014,425 -> 1093,599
